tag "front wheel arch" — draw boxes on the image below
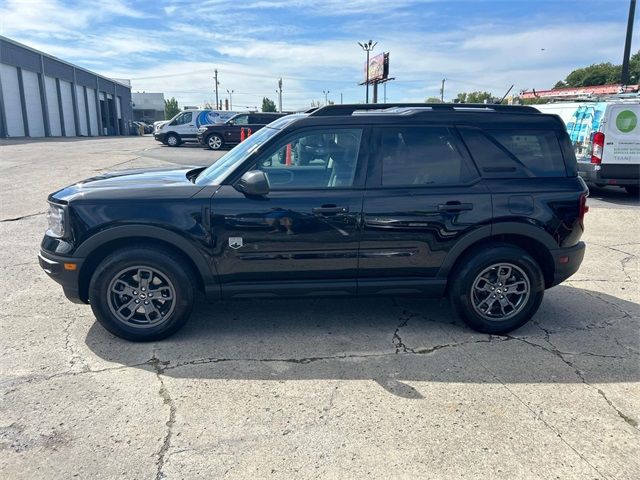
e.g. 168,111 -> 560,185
77,231 -> 219,302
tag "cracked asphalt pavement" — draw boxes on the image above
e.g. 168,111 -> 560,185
1,137 -> 639,479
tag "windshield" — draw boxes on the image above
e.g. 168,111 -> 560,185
194,114 -> 306,185
195,126 -> 280,185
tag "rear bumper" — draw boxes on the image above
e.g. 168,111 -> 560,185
38,249 -> 86,304
549,241 -> 585,287
578,160 -> 640,186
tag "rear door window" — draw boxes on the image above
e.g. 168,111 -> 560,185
379,126 -> 478,186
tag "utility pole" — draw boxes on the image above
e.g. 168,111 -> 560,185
621,0 -> 636,85
226,89 -> 234,110
323,90 -> 330,105
214,69 -> 219,110
358,40 -> 377,103
277,78 -> 283,113
440,78 -> 446,102
340,92 -> 343,104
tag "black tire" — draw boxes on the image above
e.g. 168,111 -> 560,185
625,185 -> 639,197
448,243 -> 544,334
89,247 -> 195,341
166,133 -> 181,147
206,133 -> 223,150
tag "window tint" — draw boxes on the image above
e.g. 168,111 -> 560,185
380,127 -> 477,186
232,115 -> 249,125
459,128 -> 567,178
256,128 -> 362,189
172,112 -> 192,125
458,128 -> 525,178
488,130 -> 566,177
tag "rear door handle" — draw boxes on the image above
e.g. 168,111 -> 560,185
438,202 -> 473,212
312,205 -> 349,214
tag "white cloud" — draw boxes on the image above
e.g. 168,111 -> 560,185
1,1 -> 636,109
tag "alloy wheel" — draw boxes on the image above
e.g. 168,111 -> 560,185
107,266 -> 176,328
470,263 -> 530,321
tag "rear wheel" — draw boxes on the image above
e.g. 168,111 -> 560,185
206,134 -> 223,150
166,133 -> 180,147
448,244 -> 544,334
89,247 -> 194,341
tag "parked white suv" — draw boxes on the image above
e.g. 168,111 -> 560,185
154,109 -> 239,147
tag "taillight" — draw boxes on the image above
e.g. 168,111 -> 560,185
591,131 -> 605,164
579,192 -> 589,229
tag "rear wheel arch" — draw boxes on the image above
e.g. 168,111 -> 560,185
76,227 -> 219,302
439,225 -> 556,288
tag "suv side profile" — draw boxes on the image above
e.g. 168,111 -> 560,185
39,104 -> 588,341
197,112 -> 287,150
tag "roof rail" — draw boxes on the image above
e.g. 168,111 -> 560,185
309,103 -> 539,116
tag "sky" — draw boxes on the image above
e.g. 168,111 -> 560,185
0,0 -> 637,111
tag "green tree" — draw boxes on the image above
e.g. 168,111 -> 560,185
261,97 -> 277,112
554,50 -> 640,87
425,97 -> 442,103
164,97 -> 180,119
456,91 -> 494,103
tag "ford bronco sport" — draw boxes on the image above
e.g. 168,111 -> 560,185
39,103 -> 588,341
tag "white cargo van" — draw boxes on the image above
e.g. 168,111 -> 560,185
535,101 -> 639,195
154,109 -> 239,147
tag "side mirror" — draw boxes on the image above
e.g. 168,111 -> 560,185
236,170 -> 269,197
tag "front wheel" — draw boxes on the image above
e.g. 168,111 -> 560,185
166,134 -> 180,147
89,247 -> 194,341
448,244 -> 544,334
206,134 -> 223,150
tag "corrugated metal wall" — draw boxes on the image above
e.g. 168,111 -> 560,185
0,36 -> 133,138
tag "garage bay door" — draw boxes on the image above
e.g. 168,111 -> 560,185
44,76 -> 62,136
59,80 -> 75,136
21,70 -> 45,137
0,64 -> 25,137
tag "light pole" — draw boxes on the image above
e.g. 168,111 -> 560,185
358,40 -> 376,103
621,0 -> 636,85
226,89 -> 234,110
323,90 -> 330,105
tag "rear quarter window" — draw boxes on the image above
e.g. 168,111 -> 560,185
458,127 -> 567,178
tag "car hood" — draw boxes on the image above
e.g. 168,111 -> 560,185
50,167 -> 207,203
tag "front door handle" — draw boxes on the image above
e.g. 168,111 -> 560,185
312,205 -> 349,214
438,202 -> 473,212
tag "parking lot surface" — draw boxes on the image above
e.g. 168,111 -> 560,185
1,137 -> 639,479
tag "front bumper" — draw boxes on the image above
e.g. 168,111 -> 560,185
38,249 -> 86,304
549,241 -> 585,287
153,132 -> 166,143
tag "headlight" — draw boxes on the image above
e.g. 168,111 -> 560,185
46,203 -> 66,238
198,127 -> 207,133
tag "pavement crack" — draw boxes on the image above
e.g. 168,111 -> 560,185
392,311 -> 416,353
0,211 -> 45,222
596,388 -> 639,428
150,356 -> 176,480
507,335 -> 638,431
62,317 -> 90,374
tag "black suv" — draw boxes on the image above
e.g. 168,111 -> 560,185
197,112 -> 287,150
39,104 -> 588,341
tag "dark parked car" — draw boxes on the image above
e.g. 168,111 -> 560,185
197,112 -> 287,150
39,103 -> 588,341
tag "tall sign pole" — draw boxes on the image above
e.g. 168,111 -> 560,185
278,78 -> 283,113
214,69 -> 219,110
621,0 -> 636,85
